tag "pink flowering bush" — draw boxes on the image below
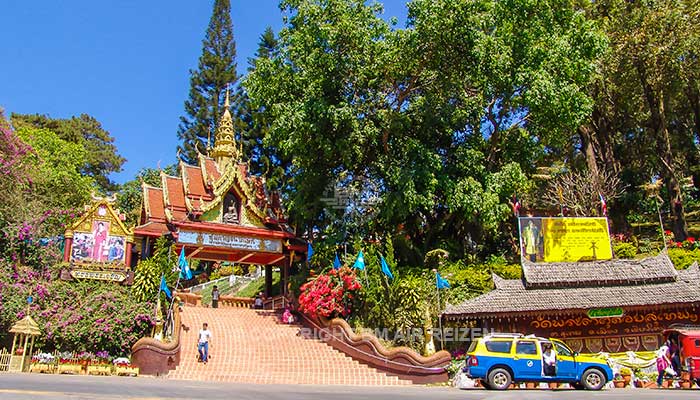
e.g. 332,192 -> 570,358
297,267 -> 362,319
0,262 -> 154,356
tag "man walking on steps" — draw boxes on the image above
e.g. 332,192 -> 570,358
198,323 -> 212,364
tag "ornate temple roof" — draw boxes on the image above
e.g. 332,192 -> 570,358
443,255 -> 700,320
134,89 -> 289,240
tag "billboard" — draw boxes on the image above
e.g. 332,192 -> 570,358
518,217 -> 612,263
68,203 -> 128,265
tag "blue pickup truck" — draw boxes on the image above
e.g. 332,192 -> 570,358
464,333 -> 614,390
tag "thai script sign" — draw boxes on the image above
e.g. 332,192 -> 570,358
70,270 -> 126,282
178,230 -> 283,253
587,307 -> 624,319
518,217 -> 612,263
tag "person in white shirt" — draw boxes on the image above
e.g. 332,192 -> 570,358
542,342 -> 557,376
198,323 -> 212,364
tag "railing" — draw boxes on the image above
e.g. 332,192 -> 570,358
131,304 -> 182,376
0,349 -> 138,375
186,272 -> 260,294
177,292 -> 256,308
263,295 -> 288,310
298,313 -> 451,384
0,348 -> 10,372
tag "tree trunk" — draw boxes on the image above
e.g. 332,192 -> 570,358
637,61 -> 688,241
578,124 -> 600,177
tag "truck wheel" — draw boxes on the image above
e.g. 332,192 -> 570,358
487,368 -> 512,390
581,369 -> 605,390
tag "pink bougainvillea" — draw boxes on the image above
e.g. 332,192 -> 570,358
298,267 -> 362,319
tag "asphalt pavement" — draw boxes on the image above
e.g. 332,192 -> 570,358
0,373 -> 697,400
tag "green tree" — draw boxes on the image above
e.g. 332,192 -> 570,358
177,0 -> 242,163
16,126 -> 95,211
577,0 -> 700,240
246,0 -> 604,262
11,113 -> 125,192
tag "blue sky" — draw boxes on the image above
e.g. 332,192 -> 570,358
0,1 -> 408,184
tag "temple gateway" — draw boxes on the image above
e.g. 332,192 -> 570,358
134,91 -> 305,296
443,253 -> 700,353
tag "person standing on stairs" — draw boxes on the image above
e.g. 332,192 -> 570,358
198,323 -> 212,364
211,285 -> 220,309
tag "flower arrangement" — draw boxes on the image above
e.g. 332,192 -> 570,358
298,266 -> 362,319
112,357 -> 131,367
93,351 -> 110,365
32,353 -> 56,364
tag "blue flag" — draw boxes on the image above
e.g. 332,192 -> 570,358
380,255 -> 394,280
178,247 -> 193,280
333,253 -> 341,270
307,242 -> 314,263
160,275 -> 172,300
436,272 -> 450,289
353,250 -> 365,270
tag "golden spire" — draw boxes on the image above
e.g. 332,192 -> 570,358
211,85 -> 239,169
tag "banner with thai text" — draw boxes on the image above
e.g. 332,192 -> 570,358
518,217 -> 612,263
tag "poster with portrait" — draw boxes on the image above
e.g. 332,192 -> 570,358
518,217 -> 612,263
65,200 -> 132,274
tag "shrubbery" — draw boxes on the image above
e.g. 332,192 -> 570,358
613,241 -> 637,259
0,262 -> 154,355
298,267 -> 362,319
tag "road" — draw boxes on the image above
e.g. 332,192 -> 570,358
0,373 -> 697,400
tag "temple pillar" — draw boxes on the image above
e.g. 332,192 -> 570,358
279,260 -> 288,297
264,265 -> 273,297
63,236 -> 73,262
141,237 -> 150,260
125,242 -> 133,269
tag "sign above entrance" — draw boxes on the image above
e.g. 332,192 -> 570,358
177,230 -> 283,253
587,307 -> 624,319
70,270 -> 127,282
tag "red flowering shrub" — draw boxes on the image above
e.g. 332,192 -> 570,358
297,267 -> 362,319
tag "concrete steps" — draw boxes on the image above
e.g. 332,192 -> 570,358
168,307 -> 412,385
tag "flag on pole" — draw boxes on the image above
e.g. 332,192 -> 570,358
333,253 -> 341,270
599,193 -> 607,216
511,194 -> 521,217
436,272 -> 450,289
160,275 -> 172,300
380,255 -> 394,280
353,250 -> 365,270
307,242 -> 314,263
178,247 -> 193,280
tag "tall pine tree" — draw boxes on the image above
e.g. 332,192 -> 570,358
177,0 -> 240,163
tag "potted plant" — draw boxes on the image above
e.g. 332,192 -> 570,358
613,374 -> 626,388
113,357 -> 139,376
620,367 -> 632,385
87,351 -> 112,375
57,352 -> 82,374
29,353 -> 56,374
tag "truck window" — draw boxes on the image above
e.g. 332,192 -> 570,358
485,340 -> 513,353
516,341 -> 538,355
553,341 -> 573,357
467,341 -> 477,353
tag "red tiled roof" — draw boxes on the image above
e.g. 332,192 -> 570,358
145,186 -> 165,221
134,221 -> 171,237
237,163 -> 248,178
203,158 -> 221,185
164,175 -> 187,210
183,164 -> 208,198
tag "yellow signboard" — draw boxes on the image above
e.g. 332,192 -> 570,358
519,217 -> 612,263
